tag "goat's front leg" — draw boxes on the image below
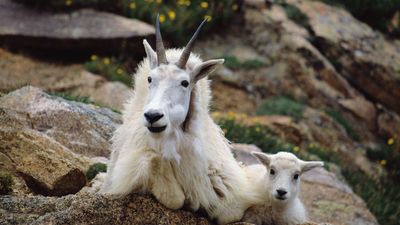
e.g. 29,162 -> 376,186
151,160 -> 185,210
101,148 -> 157,195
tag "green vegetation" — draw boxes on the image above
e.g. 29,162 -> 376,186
86,163 -> 107,181
0,172 -> 14,195
218,118 -> 296,154
49,92 -> 121,113
321,0 -> 400,35
343,169 -> 400,225
325,110 -> 360,141
257,96 -> 305,120
50,92 -> 93,104
366,141 -> 400,181
279,2 -> 310,28
84,55 -> 132,86
223,56 -> 266,70
13,0 -> 241,45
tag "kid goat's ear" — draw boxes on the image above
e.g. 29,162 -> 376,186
143,39 -> 158,69
190,59 -> 224,82
251,152 -> 271,167
300,160 -> 324,173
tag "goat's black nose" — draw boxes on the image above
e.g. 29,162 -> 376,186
144,112 -> 164,123
277,189 -> 287,196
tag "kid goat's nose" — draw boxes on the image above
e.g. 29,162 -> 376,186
144,112 -> 164,124
277,189 -> 287,196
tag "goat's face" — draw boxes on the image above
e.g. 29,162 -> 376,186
252,152 -> 323,204
141,15 -> 223,136
143,64 -> 192,134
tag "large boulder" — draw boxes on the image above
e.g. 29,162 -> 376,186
288,0 -> 400,116
0,86 -> 121,195
0,86 -> 121,157
0,0 -> 154,52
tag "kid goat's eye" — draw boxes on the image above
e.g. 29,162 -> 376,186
181,80 -> 189,87
148,77 -> 152,83
270,169 -> 275,175
294,174 -> 299,180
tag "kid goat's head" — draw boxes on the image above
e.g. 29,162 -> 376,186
142,15 -> 224,134
252,152 -> 324,204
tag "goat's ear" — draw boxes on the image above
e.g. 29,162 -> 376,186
300,160 -> 324,173
191,59 -> 224,82
143,39 -> 157,69
251,152 -> 271,167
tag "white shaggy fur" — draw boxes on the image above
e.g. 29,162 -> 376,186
242,152 -> 324,225
101,43 -> 260,224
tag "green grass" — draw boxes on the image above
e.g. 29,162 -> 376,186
50,92 -> 93,104
0,172 -> 14,195
257,96 -> 305,120
49,92 -> 121,114
84,56 -> 132,86
223,56 -> 267,70
325,110 -> 360,141
277,2 -> 310,28
86,163 -> 107,181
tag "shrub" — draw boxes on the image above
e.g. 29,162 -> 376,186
84,55 -> 132,86
257,96 -> 305,121
0,172 -> 14,195
86,163 -> 107,181
325,110 -> 360,141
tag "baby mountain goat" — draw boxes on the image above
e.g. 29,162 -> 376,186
101,16 -> 259,224
243,152 -> 324,225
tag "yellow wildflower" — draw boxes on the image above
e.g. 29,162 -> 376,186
116,68 -> 124,75
227,111 -> 236,120
293,146 -> 300,152
65,0 -> 72,6
200,1 -> 208,8
387,138 -> 395,145
168,11 -> 176,20
255,127 -> 261,132
232,4 -> 238,11
204,15 -> 212,22
159,14 -> 166,23
90,54 -> 98,61
156,0 -> 162,4
379,160 -> 387,166
129,2 -> 136,9
103,58 -> 110,65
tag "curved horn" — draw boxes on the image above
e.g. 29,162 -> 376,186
177,19 -> 207,69
156,14 -> 167,65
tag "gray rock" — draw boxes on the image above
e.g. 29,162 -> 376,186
0,0 -> 154,51
0,191 -> 211,225
0,86 -> 121,158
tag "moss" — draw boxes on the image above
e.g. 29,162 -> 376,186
325,110 -> 360,141
223,55 -> 267,70
257,96 -> 305,121
0,172 -> 14,195
86,163 -> 107,181
50,92 -> 93,104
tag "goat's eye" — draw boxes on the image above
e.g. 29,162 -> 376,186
270,169 -> 275,175
181,80 -> 189,87
148,77 -> 152,83
294,174 -> 299,180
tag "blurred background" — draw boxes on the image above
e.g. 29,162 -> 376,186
0,0 -> 399,224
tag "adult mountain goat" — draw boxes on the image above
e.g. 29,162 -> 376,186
101,16 -> 259,224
